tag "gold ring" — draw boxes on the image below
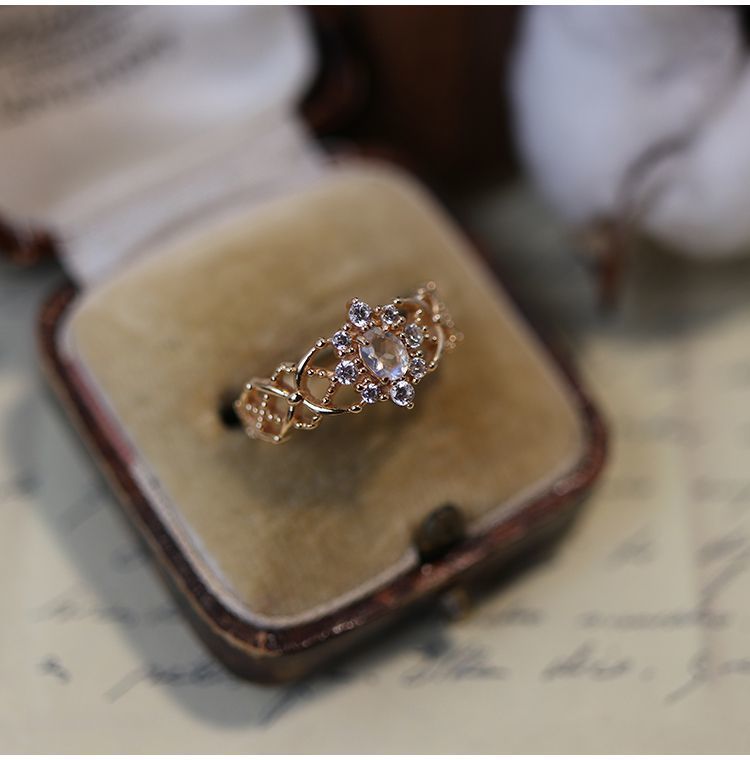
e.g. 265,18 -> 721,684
234,282 -> 461,444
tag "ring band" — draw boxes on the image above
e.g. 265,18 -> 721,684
234,282 -> 461,444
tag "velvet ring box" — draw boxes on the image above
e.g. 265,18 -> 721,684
37,163 -> 606,682
0,7 -> 606,683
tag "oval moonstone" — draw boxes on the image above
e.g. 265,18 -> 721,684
359,327 -> 410,382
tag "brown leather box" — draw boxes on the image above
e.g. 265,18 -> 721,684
36,164 -> 606,682
2,7 -> 605,683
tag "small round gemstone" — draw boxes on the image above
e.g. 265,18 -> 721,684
348,299 -> 372,328
335,359 -> 358,385
403,323 -> 424,348
390,380 -> 415,407
332,330 -> 351,352
381,304 -> 401,326
360,383 -> 380,404
410,356 -> 427,380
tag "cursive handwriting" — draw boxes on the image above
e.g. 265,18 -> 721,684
38,655 -> 71,684
578,608 -> 729,631
105,658 -> 234,702
666,649 -> 750,704
401,641 -> 508,687
541,641 -> 634,682
33,587 -> 178,629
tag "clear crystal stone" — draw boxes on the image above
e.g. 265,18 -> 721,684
410,356 -> 427,380
348,299 -> 372,328
381,304 -> 401,326
359,327 -> 410,382
360,383 -> 380,404
390,380 -> 415,407
334,359 -> 358,385
332,330 -> 351,352
403,323 -> 424,348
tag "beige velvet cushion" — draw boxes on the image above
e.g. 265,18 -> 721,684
64,165 -> 585,624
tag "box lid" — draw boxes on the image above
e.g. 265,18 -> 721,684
0,6 -> 324,284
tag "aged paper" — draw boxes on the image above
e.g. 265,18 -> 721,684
2,188 -> 750,752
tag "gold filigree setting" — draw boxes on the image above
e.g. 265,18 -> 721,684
234,282 -> 461,444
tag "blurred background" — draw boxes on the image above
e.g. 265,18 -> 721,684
9,6 -> 750,303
